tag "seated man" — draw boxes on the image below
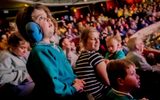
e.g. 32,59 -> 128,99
126,37 -> 160,72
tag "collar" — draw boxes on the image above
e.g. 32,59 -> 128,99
112,88 -> 133,99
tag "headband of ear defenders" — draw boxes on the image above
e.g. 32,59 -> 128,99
25,22 -> 43,43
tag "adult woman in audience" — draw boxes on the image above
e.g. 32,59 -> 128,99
74,27 -> 110,100
16,4 -> 86,99
0,34 -> 34,96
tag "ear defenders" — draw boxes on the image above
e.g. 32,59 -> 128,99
25,22 -> 43,43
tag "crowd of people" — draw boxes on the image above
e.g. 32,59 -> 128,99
0,1 -> 160,100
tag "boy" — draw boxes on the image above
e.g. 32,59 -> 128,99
106,59 -> 140,100
16,4 -> 86,99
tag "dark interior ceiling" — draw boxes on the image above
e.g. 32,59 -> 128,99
0,0 -> 106,19
0,0 -> 27,9
0,0 -> 106,10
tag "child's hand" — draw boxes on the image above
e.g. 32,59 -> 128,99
74,79 -> 85,84
104,59 -> 110,65
73,79 -> 85,92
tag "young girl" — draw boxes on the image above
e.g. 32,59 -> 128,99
0,34 -> 34,96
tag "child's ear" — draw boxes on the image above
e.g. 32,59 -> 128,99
117,77 -> 125,86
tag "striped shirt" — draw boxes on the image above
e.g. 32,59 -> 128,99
74,51 -> 107,100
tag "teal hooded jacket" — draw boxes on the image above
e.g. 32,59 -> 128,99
27,42 -> 76,96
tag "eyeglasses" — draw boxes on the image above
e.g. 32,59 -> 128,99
32,15 -> 51,22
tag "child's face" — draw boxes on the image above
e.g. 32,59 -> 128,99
31,9 -> 54,39
63,38 -> 71,49
107,40 -> 119,54
12,41 -> 29,57
123,65 -> 140,90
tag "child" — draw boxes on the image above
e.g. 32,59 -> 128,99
106,59 -> 140,100
59,37 -> 78,68
0,34 -> 34,96
105,36 -> 125,60
16,4 -> 86,99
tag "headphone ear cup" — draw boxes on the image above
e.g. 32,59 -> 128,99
25,22 -> 43,43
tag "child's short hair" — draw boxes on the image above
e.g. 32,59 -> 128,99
106,36 -> 119,45
107,59 -> 135,89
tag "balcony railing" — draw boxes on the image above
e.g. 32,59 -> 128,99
15,0 -> 106,6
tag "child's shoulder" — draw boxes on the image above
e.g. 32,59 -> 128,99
106,88 -> 136,100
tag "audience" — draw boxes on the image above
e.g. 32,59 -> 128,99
125,37 -> 160,100
0,34 -> 34,96
0,1 -> 159,99
126,37 -> 160,72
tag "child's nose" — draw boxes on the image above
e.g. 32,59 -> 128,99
108,47 -> 112,50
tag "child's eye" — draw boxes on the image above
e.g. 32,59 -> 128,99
131,71 -> 136,76
38,16 -> 51,22
38,16 -> 45,21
